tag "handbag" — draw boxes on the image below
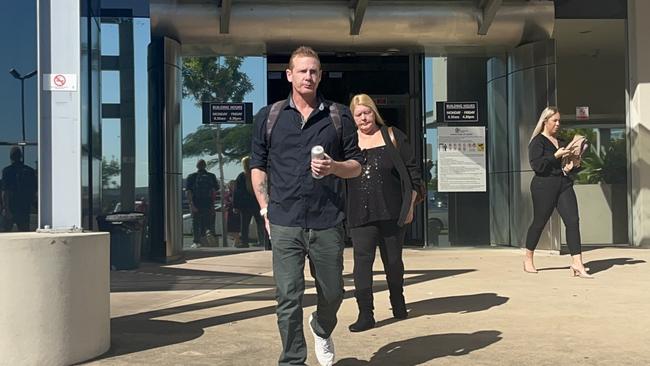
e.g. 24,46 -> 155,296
562,134 -> 589,170
386,127 -> 426,205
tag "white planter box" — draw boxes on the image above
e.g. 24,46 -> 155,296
562,183 -> 628,244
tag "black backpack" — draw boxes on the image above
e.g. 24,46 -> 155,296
265,99 -> 343,147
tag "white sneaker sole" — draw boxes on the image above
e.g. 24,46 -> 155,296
308,314 -> 335,366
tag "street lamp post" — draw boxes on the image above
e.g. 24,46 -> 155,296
9,68 -> 37,156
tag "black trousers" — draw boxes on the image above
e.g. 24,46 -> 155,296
349,220 -> 406,312
525,176 -> 582,255
240,208 -> 268,247
192,209 -> 215,244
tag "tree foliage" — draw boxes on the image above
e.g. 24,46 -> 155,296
183,124 -> 253,166
181,56 -> 254,164
102,157 -> 120,188
558,128 -> 627,185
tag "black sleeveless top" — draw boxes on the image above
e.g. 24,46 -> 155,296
346,146 -> 402,228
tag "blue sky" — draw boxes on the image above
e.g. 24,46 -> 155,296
0,1 -> 38,170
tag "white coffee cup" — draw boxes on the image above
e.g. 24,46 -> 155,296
311,145 -> 325,179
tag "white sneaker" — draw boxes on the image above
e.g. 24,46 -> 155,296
190,242 -> 201,249
308,314 -> 335,366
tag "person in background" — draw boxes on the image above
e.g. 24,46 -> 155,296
524,106 -> 592,278
233,156 -> 267,249
224,179 -> 241,247
185,159 -> 219,248
346,94 -> 423,332
1,146 -> 37,232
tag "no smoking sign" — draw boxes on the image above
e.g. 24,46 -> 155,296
43,73 -> 77,91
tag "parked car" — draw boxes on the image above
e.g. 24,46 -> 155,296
427,191 -> 448,234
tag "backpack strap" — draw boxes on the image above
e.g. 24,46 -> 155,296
266,100 -> 343,146
266,100 -> 288,147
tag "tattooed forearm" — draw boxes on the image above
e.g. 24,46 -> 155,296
258,180 -> 268,201
251,168 -> 269,207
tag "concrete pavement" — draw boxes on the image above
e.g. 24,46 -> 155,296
85,246 -> 650,366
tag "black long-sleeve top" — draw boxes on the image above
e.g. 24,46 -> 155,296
249,94 -> 364,229
346,146 -> 401,227
347,127 -> 423,227
528,134 -> 566,177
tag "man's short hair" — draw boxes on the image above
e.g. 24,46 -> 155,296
288,46 -> 321,70
9,146 -> 22,163
196,159 -> 207,170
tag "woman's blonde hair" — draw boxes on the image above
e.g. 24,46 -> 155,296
241,156 -> 253,193
241,155 -> 251,172
530,106 -> 560,142
349,94 -> 385,126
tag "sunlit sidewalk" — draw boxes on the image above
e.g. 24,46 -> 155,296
86,246 -> 650,366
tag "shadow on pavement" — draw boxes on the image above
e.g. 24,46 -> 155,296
98,268 -> 476,359
538,257 -> 646,274
335,330 -> 503,366
96,318 -> 205,361
182,247 -> 266,260
584,257 -> 646,275
374,293 -> 508,329
110,267 -> 277,293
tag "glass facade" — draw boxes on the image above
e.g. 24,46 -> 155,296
554,16 -> 629,245
0,1 -> 38,232
98,14 -> 151,249
81,0 -> 102,230
422,56 -> 496,247
5,0 -> 633,251
180,56 -> 267,248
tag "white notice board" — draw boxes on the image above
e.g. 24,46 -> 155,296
437,126 -> 486,192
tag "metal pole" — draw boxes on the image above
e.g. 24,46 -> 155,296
216,125 -> 228,247
20,78 -> 25,157
210,125 -> 228,247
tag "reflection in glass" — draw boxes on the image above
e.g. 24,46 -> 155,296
559,126 -> 628,244
101,118 -> 121,213
1,2 -> 38,232
181,56 -> 266,249
100,23 -> 119,56
424,57 -> 450,247
101,70 -> 121,104
555,18 -> 628,245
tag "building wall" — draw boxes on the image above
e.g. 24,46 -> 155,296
628,0 -> 650,246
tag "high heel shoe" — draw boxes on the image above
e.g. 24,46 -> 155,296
570,265 -> 594,279
523,262 -> 538,274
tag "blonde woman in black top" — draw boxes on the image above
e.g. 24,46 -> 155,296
346,94 -> 423,332
524,106 -> 592,278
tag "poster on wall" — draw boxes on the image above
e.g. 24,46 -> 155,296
437,126 -> 486,192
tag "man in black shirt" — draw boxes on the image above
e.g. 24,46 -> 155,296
250,46 -> 363,366
1,147 -> 37,232
185,159 -> 219,247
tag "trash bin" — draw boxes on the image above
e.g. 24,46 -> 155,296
97,212 -> 145,270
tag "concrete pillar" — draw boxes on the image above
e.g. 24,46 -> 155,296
148,37 -> 183,261
627,0 -> 650,246
487,56 -> 510,245
0,233 -> 110,365
38,0 -> 82,229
